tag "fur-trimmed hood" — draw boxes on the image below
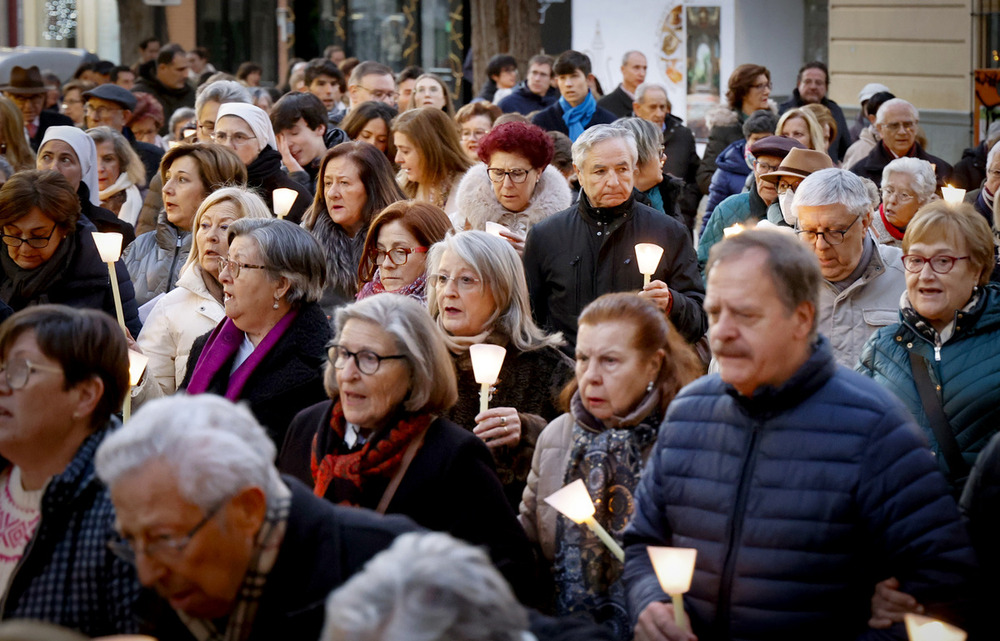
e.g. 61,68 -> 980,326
454,163 -> 572,233
705,99 -> 778,130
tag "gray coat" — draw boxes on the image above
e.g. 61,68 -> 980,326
123,212 -> 192,307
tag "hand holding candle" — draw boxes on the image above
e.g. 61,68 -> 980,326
544,478 -> 624,561
635,243 -> 665,287
469,344 -> 506,415
124,350 -> 149,422
92,232 -> 126,332
904,613 -> 966,641
272,188 -> 299,219
648,546 -> 698,630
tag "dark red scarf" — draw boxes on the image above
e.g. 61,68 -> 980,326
879,204 -> 906,240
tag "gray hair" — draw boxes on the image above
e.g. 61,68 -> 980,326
882,157 -> 937,203
227,218 -> 327,306
86,126 -> 146,187
195,80 -> 252,119
611,117 -> 662,166
183,186 -> 274,273
426,231 -> 563,352
621,50 -> 646,67
742,109 -> 778,138
634,82 -> 667,105
169,107 -> 196,135
792,168 -> 872,220
95,395 -> 282,512
875,98 -> 918,126
328,295 -> 457,414
321,532 -> 529,641
571,124 -> 638,168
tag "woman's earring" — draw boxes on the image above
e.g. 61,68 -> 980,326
646,380 -> 655,392
273,294 -> 280,310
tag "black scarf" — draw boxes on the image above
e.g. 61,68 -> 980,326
0,232 -> 78,309
310,211 -> 368,299
246,147 -> 284,189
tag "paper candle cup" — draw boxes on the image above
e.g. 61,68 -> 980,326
543,479 -> 596,523
485,222 -> 509,237
903,613 -> 966,641
469,343 -> 506,385
635,243 -> 664,276
273,187 -> 299,219
647,546 -> 698,594
92,232 -> 124,263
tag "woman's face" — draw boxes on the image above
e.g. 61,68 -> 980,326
459,115 -> 493,161
220,236 -> 281,334
95,140 -> 122,192
394,132 -> 425,184
743,73 -> 771,113
37,140 -> 82,191
882,172 -> 922,229
781,116 -> 812,149
214,115 -> 259,166
131,116 -> 160,145
434,249 -> 496,337
575,320 -> 662,421
413,78 -> 446,110
905,237 -> 981,333
2,207 -> 66,270
196,200 -> 240,281
323,156 -> 368,236
162,156 -> 208,231
488,150 -> 539,214
334,319 -> 411,432
376,220 -> 427,292
356,118 -> 389,153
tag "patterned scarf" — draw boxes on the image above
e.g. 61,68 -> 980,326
559,92 -> 597,142
310,400 -> 431,504
356,269 -> 428,302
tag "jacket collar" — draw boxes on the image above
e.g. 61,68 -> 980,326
726,335 -> 836,416
41,421 -> 115,511
577,190 -> 635,227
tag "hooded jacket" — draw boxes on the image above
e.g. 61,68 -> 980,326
454,163 -> 571,234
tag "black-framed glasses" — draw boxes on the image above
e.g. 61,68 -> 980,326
359,86 -> 399,102
487,168 -> 532,184
84,104 -> 122,119
794,215 -> 861,246
219,256 -> 268,279
0,357 -> 62,390
372,246 -> 427,266
211,131 -> 257,146
901,254 -> 970,274
107,500 -> 227,565
1,225 -> 59,249
328,344 -> 406,375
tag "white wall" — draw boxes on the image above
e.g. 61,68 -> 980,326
734,0 -> 804,101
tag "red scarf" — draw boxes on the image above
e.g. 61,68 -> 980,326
879,204 -> 905,240
310,400 -> 431,504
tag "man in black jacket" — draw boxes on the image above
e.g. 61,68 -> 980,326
778,61 -> 852,164
598,50 -> 647,118
498,54 -> 560,115
132,44 -> 196,135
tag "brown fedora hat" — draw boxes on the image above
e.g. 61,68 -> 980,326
0,66 -> 47,95
760,147 -> 834,183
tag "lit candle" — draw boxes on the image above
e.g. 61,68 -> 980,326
941,184 -> 965,205
485,221 -> 509,237
903,613 -> 966,641
635,243 -> 664,287
124,350 -> 149,422
648,546 -> 698,630
544,479 -> 624,561
272,188 -> 299,219
469,343 -> 506,414
723,223 -> 745,239
92,232 -> 126,332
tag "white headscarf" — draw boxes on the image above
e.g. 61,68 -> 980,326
39,126 -> 101,206
215,103 -> 277,154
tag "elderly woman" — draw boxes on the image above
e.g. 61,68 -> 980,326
136,186 -> 271,397
455,101 -> 502,162
612,118 -> 679,218
776,107 -> 826,153
87,126 -> 146,228
407,73 -> 455,116
305,142 -> 405,313
0,305 -> 138,634
393,107 -> 472,219
340,100 -> 397,161
356,200 -> 452,301
213,103 -> 312,222
859,202 -> 1000,494
454,122 -> 571,252
181,218 -> 331,445
277,294 -> 538,605
521,294 -> 702,638
872,157 -> 937,246
127,92 -> 165,148
123,143 -> 247,307
427,231 -> 574,507
0,170 -> 141,335
0,97 -> 35,171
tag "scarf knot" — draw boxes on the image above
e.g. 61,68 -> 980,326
560,92 -> 597,141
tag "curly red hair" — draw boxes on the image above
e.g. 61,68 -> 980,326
476,122 -> 554,169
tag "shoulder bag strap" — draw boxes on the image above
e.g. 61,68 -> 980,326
907,351 -> 969,477
375,427 -> 428,515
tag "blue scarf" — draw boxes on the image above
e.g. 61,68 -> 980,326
560,92 -> 597,141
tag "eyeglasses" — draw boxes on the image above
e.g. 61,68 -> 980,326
776,180 -> 798,195
487,168 -> 532,184
431,273 -> 482,292
0,357 -> 62,390
881,187 -> 916,203
359,86 -> 399,102
219,256 -> 268,279
1,225 -> 59,249
108,500 -> 227,565
329,344 -> 406,375
901,254 -> 970,274
882,121 -> 917,133
373,246 -> 427,266
84,104 -> 122,119
753,158 -> 780,173
751,81 -> 772,91
211,131 -> 257,146
460,129 -> 489,140
794,215 -> 861,246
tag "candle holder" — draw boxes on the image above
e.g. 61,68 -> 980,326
635,243 -> 664,287
941,185 -> 965,205
904,613 -> 966,641
469,343 -> 506,414
272,188 -> 299,219
92,232 -> 126,332
485,221 -> 509,237
648,546 -> 698,630
544,478 -> 624,561
123,350 -> 149,422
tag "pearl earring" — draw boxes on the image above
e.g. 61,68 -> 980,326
646,380 -> 655,392
273,294 -> 280,310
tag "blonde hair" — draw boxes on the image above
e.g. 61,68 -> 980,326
392,107 -> 472,198
87,126 -> 146,187
182,186 -> 274,275
904,201 -> 994,287
0,97 -> 35,171
776,108 -> 825,152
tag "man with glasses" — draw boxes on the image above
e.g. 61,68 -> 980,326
1,66 -> 73,151
82,84 -> 163,185
347,61 -> 398,111
497,54 -> 559,115
777,62 -> 852,163
849,98 -> 952,188
793,168 -> 906,367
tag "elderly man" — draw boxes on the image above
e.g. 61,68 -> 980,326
598,51 -> 647,118
849,98 -> 952,188
133,44 -> 196,135
791,168 -> 906,368
498,54 -> 559,115
523,125 -> 706,351
82,84 -> 163,184
623,229 -> 978,641
347,61 -> 397,109
842,90 -> 895,171
96,395 -> 415,641
778,62 -> 851,163
1,65 -> 73,150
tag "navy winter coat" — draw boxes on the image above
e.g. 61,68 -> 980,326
704,139 -> 750,225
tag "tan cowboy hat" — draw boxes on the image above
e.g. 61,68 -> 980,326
0,65 -> 47,95
760,147 -> 835,183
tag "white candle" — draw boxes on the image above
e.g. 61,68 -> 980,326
544,479 -> 624,561
635,243 -> 664,287
123,350 -> 149,423
485,221 -> 509,237
941,185 -> 965,205
91,232 -> 126,332
648,547 -> 698,630
903,613 -> 967,641
272,187 -> 299,219
469,343 -> 506,414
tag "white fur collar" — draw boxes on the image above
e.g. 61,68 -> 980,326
454,163 -> 572,233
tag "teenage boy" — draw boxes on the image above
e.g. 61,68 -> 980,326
531,50 -> 616,142
304,58 -> 348,125
271,92 -> 349,193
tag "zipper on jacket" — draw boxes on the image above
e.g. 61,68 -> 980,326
570,256 -> 582,313
167,234 -> 184,290
934,345 -> 941,362
0,517 -> 41,617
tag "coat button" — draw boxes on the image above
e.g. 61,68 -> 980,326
596,231 -> 603,236
906,342 -> 913,348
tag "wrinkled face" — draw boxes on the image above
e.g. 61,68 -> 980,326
621,52 -> 647,89
158,53 -> 190,90
743,74 -> 771,113
576,138 -> 635,209
575,320 -> 660,420
6,92 -> 45,123
131,117 -> 160,145
37,140 -> 82,190
220,236 -> 281,333
196,200 -> 240,281
527,63 -> 552,96
797,68 -> 827,104
356,117 -> 389,153
61,88 -> 86,124
905,238 -> 981,333
556,70 -> 589,107
752,154 -> 781,206
322,156 -> 368,236
459,115 -> 493,160
213,115 -> 259,166
309,74 -> 342,111
397,79 -> 416,112
705,250 -> 813,397
434,249 -> 497,337
335,319 -> 411,431
394,132 -> 425,184
795,203 -> 869,282
375,221 -> 427,292
633,89 -> 668,128
488,150 -> 539,213
281,117 -> 327,168
877,103 -> 919,157
85,96 -> 128,131
986,153 -> 1000,194
352,73 -> 397,107
1,208 -> 65,271
95,140 -> 122,191
162,156 -> 208,231
881,172 -> 923,229
197,100 -> 221,141
780,116 -> 812,149
413,78 -> 447,110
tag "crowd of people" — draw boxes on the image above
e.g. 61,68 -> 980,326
0,36 -> 994,641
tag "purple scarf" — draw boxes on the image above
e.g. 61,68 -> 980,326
186,310 -> 299,401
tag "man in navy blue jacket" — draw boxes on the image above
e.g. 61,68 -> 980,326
623,230 -> 979,641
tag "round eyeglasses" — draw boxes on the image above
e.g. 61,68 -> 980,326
219,257 -> 268,279
0,357 -> 62,390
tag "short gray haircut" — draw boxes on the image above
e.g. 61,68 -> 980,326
792,168 -> 872,220
611,117 -> 662,166
621,50 -> 646,67
875,98 -> 918,126
426,231 -> 563,352
95,395 -> 283,512
328,295 -> 457,414
168,107 -> 196,135
882,157 -> 937,203
227,218 -> 327,306
321,532 -> 529,641
987,139 -> 1000,172
571,124 -> 638,168
635,82 -> 667,105
195,80 -> 251,119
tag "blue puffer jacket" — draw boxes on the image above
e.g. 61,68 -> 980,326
703,139 -> 750,227
623,337 -> 978,641
857,283 -> 1000,490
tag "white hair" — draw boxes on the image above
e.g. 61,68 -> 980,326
792,168 -> 872,219
571,124 -> 638,169
321,532 -> 529,641
875,98 -> 918,126
881,157 -> 937,203
635,82 -> 667,105
95,395 -> 282,512
611,117 -> 662,166
195,80 -> 251,118
621,50 -> 646,67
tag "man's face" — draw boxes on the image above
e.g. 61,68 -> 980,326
157,53 -> 190,90
797,68 -> 827,104
114,70 -> 135,90
187,52 -> 205,74
795,202 -> 870,282
85,97 -> 129,131
281,117 -> 327,167
350,73 -> 397,107
556,70 -> 589,107
633,89 -> 668,128
141,41 -> 161,63
6,92 -> 44,123
752,153 -> 782,206
308,74 -> 342,111
876,103 -> 919,157
621,52 -> 647,89
705,249 -> 814,397
575,138 -> 635,208
527,63 -> 552,96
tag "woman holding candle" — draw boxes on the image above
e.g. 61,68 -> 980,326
426,231 -> 574,508
520,293 -> 702,638
392,107 -> 472,222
